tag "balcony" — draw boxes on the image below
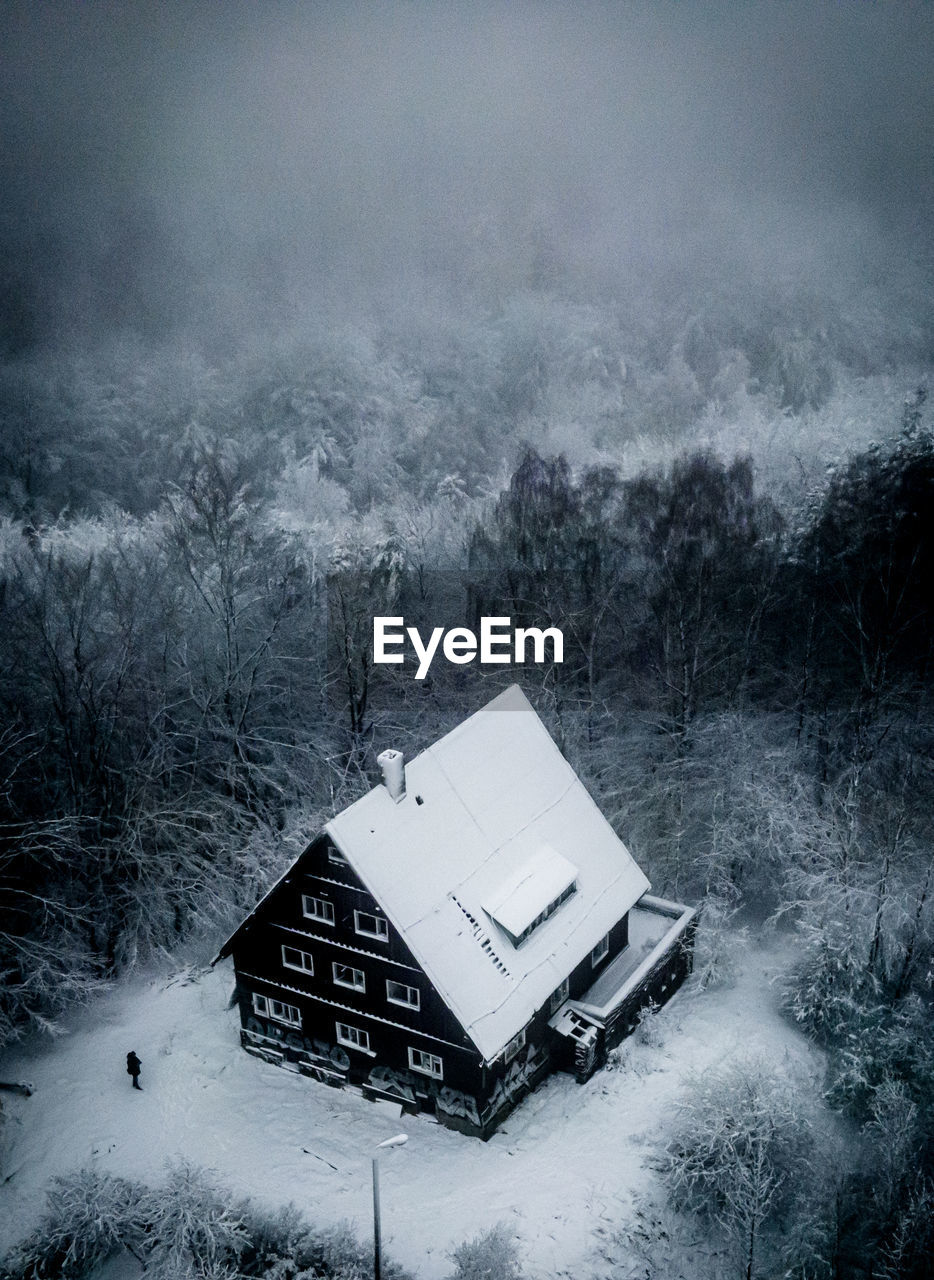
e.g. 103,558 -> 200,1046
549,894 -> 697,1078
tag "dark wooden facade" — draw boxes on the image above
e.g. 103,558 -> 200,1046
220,834 -> 639,1138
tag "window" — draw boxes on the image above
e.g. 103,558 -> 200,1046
549,977 -> 570,1014
386,980 -> 420,1009
327,845 -> 348,867
282,945 -> 314,974
336,1022 -> 371,1052
302,895 -> 335,925
253,993 -> 301,1027
354,910 -> 389,941
513,881 -> 577,946
483,849 -> 578,948
504,1028 -> 527,1064
591,932 -> 610,967
332,962 -> 366,992
408,1047 -> 443,1078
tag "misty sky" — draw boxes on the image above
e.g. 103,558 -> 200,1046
2,0 -> 933,351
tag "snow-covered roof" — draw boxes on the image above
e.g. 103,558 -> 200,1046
326,685 -> 649,1063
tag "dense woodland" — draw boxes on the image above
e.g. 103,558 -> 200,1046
3,2 -> 934,1274
0,286 -> 932,1277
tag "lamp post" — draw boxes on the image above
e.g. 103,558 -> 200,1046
372,1133 -> 407,1280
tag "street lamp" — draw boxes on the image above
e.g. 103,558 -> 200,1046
372,1134 -> 407,1280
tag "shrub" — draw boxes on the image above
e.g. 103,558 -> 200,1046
0,1168 -> 145,1279
0,1164 -> 413,1280
447,1223 -> 523,1280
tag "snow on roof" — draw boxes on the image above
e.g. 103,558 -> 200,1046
482,845 -> 578,940
326,684 -> 649,1064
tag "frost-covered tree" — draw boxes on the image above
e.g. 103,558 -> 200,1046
0,1162 -> 414,1280
137,1161 -> 250,1280
789,416 -> 934,784
662,1059 -> 817,1280
446,1224 -> 523,1280
625,451 -> 783,735
0,452 -> 334,1039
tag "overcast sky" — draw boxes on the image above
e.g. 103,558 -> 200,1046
2,0 -> 933,350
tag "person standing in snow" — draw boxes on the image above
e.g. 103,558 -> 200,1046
126,1050 -> 142,1090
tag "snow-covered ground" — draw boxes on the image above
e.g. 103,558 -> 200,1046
0,940 -> 822,1278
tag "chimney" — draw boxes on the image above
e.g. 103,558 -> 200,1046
377,748 -> 406,803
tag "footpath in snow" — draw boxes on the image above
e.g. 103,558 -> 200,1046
0,940 -> 821,1278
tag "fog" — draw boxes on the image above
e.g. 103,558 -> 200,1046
3,0 -> 933,352
4,17 -> 934,1273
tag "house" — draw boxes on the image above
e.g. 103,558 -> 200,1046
213,685 -> 696,1138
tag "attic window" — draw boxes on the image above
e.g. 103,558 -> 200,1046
327,845 -> 348,867
354,910 -> 389,941
482,846 -> 579,948
303,895 -> 335,926
282,945 -> 314,975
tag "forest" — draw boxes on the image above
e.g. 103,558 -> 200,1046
0,306 -> 932,1277
2,1 -> 934,1276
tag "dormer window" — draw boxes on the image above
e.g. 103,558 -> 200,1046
512,881 -> 577,945
482,846 -> 578,948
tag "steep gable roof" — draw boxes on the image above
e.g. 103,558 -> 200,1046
326,685 -> 649,1063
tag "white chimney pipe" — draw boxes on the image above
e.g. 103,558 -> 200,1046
377,749 -> 406,803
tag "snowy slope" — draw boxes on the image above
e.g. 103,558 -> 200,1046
0,942 -> 823,1278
